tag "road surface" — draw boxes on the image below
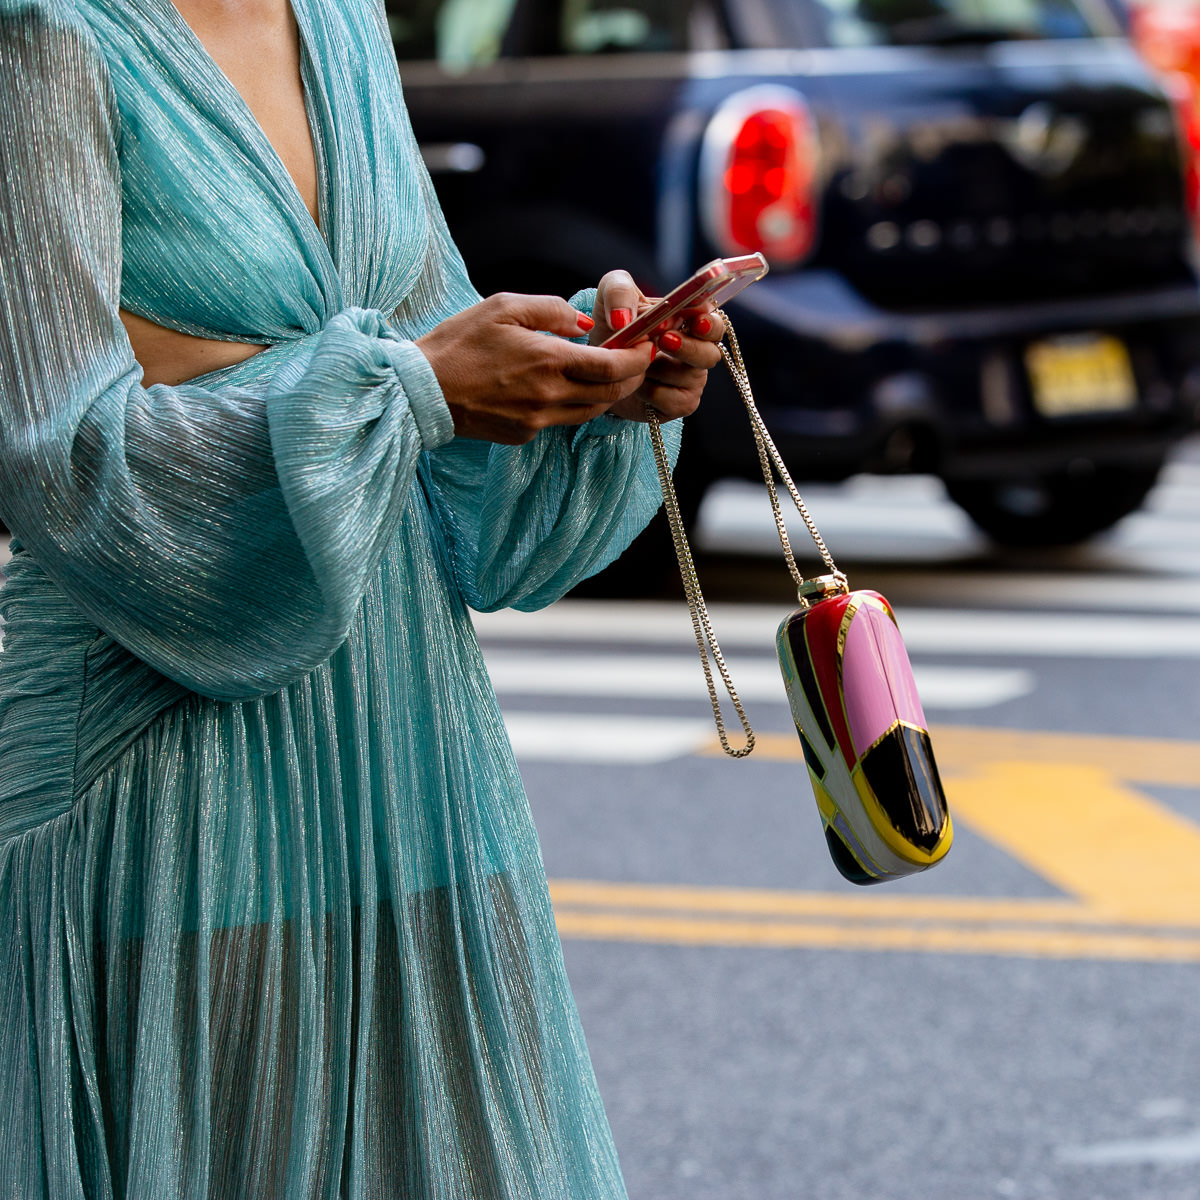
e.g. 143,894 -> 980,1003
474,444 -> 1200,1200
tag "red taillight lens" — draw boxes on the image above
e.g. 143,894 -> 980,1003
701,87 -> 819,267
1165,71 -> 1200,239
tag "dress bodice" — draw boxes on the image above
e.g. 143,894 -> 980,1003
76,0 -> 430,341
0,0 -> 678,826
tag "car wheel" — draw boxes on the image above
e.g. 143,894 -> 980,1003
944,461 -> 1164,547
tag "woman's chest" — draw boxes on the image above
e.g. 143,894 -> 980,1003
79,0 -> 430,337
170,0 -> 320,228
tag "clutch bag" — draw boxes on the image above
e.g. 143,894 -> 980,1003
776,577 -> 951,884
645,315 -> 953,884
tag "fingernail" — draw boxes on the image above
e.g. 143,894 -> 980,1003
693,315 -> 712,336
661,331 -> 684,353
576,312 -> 595,332
611,308 -> 632,330
650,344 -> 658,362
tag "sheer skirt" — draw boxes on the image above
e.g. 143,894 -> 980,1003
0,556 -> 627,1200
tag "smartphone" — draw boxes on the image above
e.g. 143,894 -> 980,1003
600,253 -> 769,349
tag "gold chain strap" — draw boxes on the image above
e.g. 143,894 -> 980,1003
645,310 -> 846,759
647,403 -> 756,758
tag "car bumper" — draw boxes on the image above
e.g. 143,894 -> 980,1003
696,270 -> 1200,482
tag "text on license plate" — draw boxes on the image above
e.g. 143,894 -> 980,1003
1024,335 -> 1138,418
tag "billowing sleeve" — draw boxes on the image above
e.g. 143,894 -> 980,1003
396,180 -> 682,613
422,402 -> 681,613
0,4 -> 453,701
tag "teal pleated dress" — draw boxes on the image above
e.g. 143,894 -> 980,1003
0,0 -> 680,1194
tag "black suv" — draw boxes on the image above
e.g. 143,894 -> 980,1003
390,0 -> 1200,549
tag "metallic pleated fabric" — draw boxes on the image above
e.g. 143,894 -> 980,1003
0,0 -> 680,1194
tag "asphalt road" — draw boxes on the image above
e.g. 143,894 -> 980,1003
473,440 -> 1200,1200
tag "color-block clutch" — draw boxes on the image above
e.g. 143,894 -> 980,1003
646,315 -> 952,885
776,577 -> 951,884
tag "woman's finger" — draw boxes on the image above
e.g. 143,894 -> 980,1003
655,329 -> 723,371
680,307 -> 725,343
487,291 -> 598,338
609,375 -> 705,423
467,399 -> 616,445
643,359 -> 708,389
591,269 -> 650,343
560,338 -> 655,385
597,269 -> 642,331
417,290 -> 656,442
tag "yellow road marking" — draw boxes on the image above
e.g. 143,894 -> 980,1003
549,879 -> 1200,961
933,725 -> 1200,787
549,879 -> 1099,926
551,725 -> 1200,960
947,763 -> 1200,926
727,725 -> 1200,789
553,908 -> 1200,962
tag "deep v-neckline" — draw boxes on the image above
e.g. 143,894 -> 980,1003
163,0 -> 333,248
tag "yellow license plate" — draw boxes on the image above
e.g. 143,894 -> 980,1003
1025,334 -> 1138,418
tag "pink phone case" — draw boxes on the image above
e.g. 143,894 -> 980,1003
601,254 -> 768,348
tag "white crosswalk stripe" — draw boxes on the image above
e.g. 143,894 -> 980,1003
500,713 -> 714,764
482,642 -> 1034,762
698,463 -> 1200,572
474,602 -> 1200,658
484,651 -> 1034,708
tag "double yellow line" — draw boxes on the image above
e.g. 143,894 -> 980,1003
550,726 -> 1200,962
550,880 -> 1200,961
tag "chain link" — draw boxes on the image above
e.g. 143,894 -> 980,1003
719,316 -> 843,588
647,406 -> 755,758
646,310 -> 844,759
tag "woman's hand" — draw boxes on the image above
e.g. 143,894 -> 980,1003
416,292 -> 654,444
587,270 -> 724,423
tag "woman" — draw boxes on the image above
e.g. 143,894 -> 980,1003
0,0 -> 723,1195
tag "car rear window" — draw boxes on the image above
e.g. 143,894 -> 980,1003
770,0 -> 1120,47
389,0 -> 520,68
560,0 -> 716,53
388,0 -> 725,67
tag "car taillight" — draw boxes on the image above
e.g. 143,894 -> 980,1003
700,86 -> 819,267
1166,72 -> 1200,241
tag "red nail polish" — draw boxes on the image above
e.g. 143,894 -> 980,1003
650,344 -> 658,362
611,308 -> 632,330
576,312 -> 595,332
694,315 -> 712,336
661,331 -> 683,353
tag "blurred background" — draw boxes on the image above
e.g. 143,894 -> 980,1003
388,1 -> 1200,1196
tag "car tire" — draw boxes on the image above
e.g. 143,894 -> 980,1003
944,461 -> 1164,547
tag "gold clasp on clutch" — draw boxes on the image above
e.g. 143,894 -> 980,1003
797,572 -> 851,608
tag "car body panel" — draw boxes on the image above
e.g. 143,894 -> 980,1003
391,0 -> 1200,537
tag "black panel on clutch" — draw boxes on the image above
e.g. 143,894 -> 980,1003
797,726 -> 825,779
860,725 -> 948,851
824,826 -> 883,886
784,618 -> 835,749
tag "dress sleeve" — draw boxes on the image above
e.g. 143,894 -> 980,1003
0,5 -> 453,701
400,175 -> 683,612
422,405 -> 681,613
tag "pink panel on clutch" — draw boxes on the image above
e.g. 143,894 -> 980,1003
842,599 -> 927,754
